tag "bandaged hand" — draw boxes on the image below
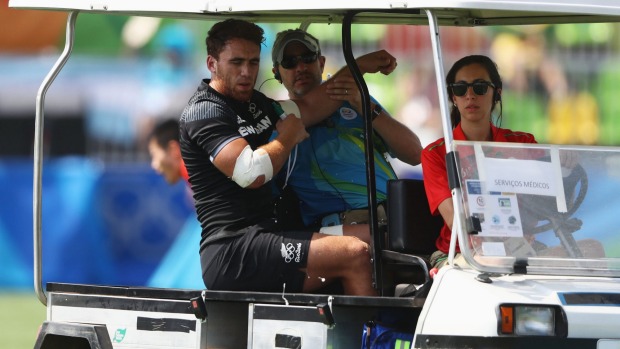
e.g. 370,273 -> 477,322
276,114 -> 309,145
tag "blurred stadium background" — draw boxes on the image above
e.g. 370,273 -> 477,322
3,0 -> 620,347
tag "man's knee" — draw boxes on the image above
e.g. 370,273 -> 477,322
344,239 -> 372,267
351,238 -> 371,253
309,235 -> 370,266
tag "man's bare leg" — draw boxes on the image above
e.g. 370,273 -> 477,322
302,233 -> 378,296
320,224 -> 371,243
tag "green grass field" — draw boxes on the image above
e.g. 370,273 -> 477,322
0,292 -> 46,349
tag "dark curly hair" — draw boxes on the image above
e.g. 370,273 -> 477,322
206,19 -> 265,59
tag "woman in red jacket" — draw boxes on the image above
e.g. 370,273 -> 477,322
421,55 -> 538,269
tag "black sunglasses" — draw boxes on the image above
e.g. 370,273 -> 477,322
280,53 -> 318,69
450,81 -> 495,97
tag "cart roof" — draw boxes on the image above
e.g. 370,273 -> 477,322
9,0 -> 620,25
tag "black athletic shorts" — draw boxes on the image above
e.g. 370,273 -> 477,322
200,222 -> 314,293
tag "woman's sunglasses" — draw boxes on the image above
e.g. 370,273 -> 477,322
280,53 -> 318,69
450,81 -> 495,97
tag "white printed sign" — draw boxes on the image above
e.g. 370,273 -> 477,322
483,157 -> 556,196
466,180 -> 524,238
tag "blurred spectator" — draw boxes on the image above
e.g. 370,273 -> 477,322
146,118 -> 202,289
491,27 -> 600,145
147,119 -> 188,184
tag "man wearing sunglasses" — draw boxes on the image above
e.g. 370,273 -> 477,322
179,19 -> 398,296
271,29 -> 422,237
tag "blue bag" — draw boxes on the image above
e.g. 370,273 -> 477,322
361,320 -> 414,349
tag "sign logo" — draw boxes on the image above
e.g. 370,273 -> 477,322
113,328 -> 126,343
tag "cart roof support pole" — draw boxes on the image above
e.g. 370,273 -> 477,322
342,11 -> 383,293
33,11 -> 78,305
425,9 -> 470,267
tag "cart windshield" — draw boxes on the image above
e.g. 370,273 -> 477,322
454,140 -> 620,277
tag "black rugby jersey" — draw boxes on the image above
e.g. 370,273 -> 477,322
179,79 -> 281,249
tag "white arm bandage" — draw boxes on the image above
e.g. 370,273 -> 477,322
231,145 -> 273,188
278,100 -> 301,119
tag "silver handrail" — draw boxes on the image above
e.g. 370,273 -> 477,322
33,11 -> 79,305
425,9 -> 452,149
425,9 -> 467,267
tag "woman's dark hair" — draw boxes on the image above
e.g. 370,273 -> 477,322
445,55 -> 503,128
206,19 -> 265,59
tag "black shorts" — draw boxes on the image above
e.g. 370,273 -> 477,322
200,224 -> 313,293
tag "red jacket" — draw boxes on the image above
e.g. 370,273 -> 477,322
421,123 -> 537,253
